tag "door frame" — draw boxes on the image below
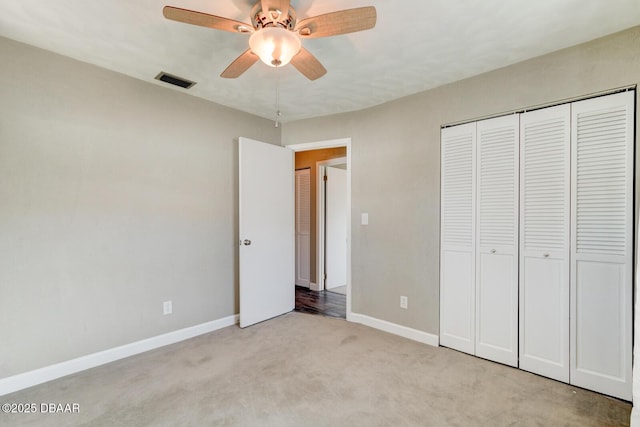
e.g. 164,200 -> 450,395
317,156 -> 347,292
286,138 -> 352,319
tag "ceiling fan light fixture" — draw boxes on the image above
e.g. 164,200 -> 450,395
249,27 -> 301,67
164,3 -> 376,79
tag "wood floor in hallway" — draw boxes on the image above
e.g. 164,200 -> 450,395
294,286 -> 346,319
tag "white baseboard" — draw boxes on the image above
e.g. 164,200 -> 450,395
349,313 -> 439,347
0,314 -> 239,396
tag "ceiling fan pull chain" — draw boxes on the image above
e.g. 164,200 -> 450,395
275,72 -> 281,128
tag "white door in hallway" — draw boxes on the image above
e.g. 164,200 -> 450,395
325,166 -> 347,289
239,137 -> 294,328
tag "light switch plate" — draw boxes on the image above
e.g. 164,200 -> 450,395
361,213 -> 369,225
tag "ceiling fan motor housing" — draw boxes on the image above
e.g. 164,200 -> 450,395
250,2 -> 297,30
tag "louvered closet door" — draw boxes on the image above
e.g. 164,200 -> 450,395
570,91 -> 634,401
475,115 -> 519,367
440,122 -> 476,355
295,169 -> 311,287
519,104 -> 570,382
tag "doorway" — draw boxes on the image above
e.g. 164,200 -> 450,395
288,138 -> 352,318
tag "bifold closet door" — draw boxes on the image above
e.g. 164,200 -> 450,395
440,122 -> 476,355
475,115 -> 519,366
519,104 -> 570,382
570,91 -> 634,401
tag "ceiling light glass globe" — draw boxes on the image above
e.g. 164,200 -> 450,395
249,27 -> 302,67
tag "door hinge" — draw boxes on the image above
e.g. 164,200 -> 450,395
323,175 -> 328,181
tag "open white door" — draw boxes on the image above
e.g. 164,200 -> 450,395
239,137 -> 294,328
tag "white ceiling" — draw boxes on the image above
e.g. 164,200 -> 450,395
1,0 -> 639,122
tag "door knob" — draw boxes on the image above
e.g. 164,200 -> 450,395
490,249 -> 496,254
543,253 -> 549,258
243,239 -> 252,246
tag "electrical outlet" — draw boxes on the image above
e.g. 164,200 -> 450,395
400,296 -> 408,309
163,300 -> 172,315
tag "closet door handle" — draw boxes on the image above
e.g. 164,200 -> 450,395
543,253 -> 549,258
490,249 -> 496,254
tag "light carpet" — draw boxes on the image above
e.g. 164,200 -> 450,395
0,312 -> 630,426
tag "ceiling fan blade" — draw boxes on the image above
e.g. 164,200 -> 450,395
261,0 -> 290,23
220,49 -> 259,78
290,48 -> 327,81
163,6 -> 253,33
295,6 -> 376,38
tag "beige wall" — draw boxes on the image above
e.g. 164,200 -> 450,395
0,36 -> 280,378
3,24 -> 640,387
295,147 -> 347,284
282,26 -> 640,336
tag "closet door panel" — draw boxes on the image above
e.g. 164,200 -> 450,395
575,259 -> 626,375
441,250 -> 475,348
570,91 -> 634,401
475,115 -> 519,367
477,252 -> 515,357
519,104 -> 570,382
440,123 -> 476,355
521,256 -> 565,370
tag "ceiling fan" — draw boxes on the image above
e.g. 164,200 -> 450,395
163,1 -> 377,80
